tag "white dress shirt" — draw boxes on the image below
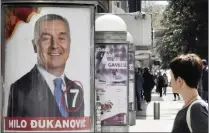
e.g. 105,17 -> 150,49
36,64 -> 68,106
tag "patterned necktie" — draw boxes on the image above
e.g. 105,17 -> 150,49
54,78 -> 68,117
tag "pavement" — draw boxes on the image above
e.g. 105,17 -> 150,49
129,87 -> 184,132
130,120 -> 174,132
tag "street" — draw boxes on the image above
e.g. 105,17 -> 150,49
130,87 -> 184,132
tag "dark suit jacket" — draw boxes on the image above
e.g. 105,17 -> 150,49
7,65 -> 84,117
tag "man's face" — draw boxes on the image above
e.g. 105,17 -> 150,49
34,19 -> 70,71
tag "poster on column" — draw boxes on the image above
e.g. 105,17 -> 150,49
95,44 -> 128,126
2,5 -> 94,132
129,52 -> 135,110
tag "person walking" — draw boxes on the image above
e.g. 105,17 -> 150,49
163,73 -> 168,95
135,68 -> 143,110
173,93 -> 180,101
138,68 -> 144,110
153,74 -> 158,93
170,54 -> 208,133
157,72 -> 164,97
143,68 -> 155,103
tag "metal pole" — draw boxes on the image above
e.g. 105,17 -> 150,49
154,102 -> 160,119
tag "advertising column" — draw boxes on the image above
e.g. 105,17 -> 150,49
1,1 -> 95,132
127,32 -> 136,126
95,14 -> 129,132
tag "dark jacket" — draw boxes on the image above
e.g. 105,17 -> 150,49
202,66 -> 208,91
135,72 -> 144,92
143,72 -> 155,89
7,66 -> 84,117
157,75 -> 165,88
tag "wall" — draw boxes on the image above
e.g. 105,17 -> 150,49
110,1 -> 126,14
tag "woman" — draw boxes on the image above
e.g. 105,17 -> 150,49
170,54 -> 208,133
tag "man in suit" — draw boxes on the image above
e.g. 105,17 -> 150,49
7,14 -> 84,117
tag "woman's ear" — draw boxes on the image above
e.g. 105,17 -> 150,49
177,77 -> 184,88
32,39 -> 37,53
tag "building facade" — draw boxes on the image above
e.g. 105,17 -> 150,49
109,1 -> 127,13
97,0 -> 110,13
128,0 -> 141,12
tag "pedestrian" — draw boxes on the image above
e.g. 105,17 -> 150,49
163,73 -> 168,95
170,54 -> 208,133
143,67 -> 155,103
173,93 -> 180,101
201,59 -> 208,102
153,74 -> 158,93
138,68 -> 144,99
135,68 -> 143,111
138,68 -> 144,110
157,72 -> 164,97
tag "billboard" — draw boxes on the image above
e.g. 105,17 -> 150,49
95,44 -> 128,126
1,5 -> 94,132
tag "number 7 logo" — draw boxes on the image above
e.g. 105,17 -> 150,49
70,89 -> 79,108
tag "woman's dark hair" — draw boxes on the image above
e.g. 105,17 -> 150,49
169,54 -> 203,88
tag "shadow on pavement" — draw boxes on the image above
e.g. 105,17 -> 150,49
152,95 -> 164,101
136,94 -> 164,120
136,101 -> 148,120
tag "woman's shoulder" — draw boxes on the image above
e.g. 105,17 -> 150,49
191,100 -> 208,112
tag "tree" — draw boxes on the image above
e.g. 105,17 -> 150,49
156,0 -> 208,68
142,1 -> 167,29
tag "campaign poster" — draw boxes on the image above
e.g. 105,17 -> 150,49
95,44 -> 128,126
129,52 -> 135,110
2,6 -> 94,132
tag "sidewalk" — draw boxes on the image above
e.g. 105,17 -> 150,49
130,120 -> 174,132
130,87 -> 184,132
136,94 -> 183,120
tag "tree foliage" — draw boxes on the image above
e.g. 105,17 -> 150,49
142,2 -> 167,29
156,0 -> 208,68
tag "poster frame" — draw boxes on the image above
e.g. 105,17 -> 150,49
95,42 -> 129,126
1,0 -> 97,5
1,3 -> 96,132
129,51 -> 135,111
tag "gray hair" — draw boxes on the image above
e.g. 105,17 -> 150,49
33,14 -> 71,42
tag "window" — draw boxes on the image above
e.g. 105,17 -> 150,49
116,2 -> 121,8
